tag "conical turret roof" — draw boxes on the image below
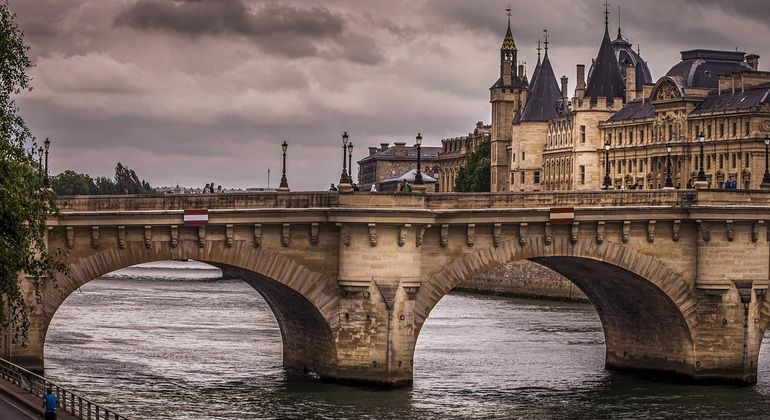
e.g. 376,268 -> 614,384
520,54 -> 562,122
584,22 -> 625,102
501,22 -> 516,51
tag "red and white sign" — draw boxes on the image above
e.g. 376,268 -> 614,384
183,209 -> 208,226
549,207 -> 574,225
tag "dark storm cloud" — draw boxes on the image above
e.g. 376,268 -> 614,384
114,0 -> 383,64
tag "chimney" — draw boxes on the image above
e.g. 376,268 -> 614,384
625,64 -> 636,102
746,54 -> 760,71
393,142 -> 407,158
560,76 -> 569,102
380,142 -> 389,152
575,64 -> 586,98
503,59 -> 513,86
368,147 -> 378,156
518,64 -> 525,78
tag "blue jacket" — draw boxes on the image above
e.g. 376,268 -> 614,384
44,393 -> 57,412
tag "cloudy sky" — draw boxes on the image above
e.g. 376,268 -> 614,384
12,0 -> 770,190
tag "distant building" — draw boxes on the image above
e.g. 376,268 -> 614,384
438,122 -> 491,192
357,142 -> 441,191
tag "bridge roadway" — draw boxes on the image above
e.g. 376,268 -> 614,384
5,189 -> 770,387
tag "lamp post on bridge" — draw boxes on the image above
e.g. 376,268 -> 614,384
664,142 -> 674,189
694,132 -> 708,189
44,138 -> 50,188
761,135 -> 770,189
348,141 -> 354,187
278,141 -> 290,191
338,131 -> 353,192
415,133 -> 424,185
602,141 -> 611,190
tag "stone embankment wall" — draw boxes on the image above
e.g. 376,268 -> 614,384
454,260 -> 589,302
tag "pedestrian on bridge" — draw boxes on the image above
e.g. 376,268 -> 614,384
43,388 -> 57,420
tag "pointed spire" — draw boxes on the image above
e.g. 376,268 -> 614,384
521,52 -> 562,122
536,39 -> 542,63
585,3 -> 626,103
617,6 -> 622,39
501,5 -> 516,51
543,29 -> 549,57
603,1 -> 610,34
531,40 -> 542,88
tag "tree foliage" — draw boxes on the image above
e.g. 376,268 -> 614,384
51,162 -> 154,195
0,1 -> 66,343
454,139 -> 491,192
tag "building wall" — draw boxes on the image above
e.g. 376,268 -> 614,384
438,123 -> 490,192
510,121 -> 548,191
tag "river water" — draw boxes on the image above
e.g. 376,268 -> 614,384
43,261 -> 770,419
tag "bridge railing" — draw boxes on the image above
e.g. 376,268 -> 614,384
0,357 -> 128,420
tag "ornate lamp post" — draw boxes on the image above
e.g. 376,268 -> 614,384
762,135 -> 770,188
348,141 -> 354,185
37,146 -> 43,177
664,143 -> 674,189
278,141 -> 289,191
43,138 -> 50,188
602,141 -> 611,190
697,132 -> 706,182
339,132 -> 349,185
415,133 -> 424,184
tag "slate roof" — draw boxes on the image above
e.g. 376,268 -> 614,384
606,99 -> 654,122
666,50 -> 753,89
611,29 -> 653,91
584,25 -> 626,102
520,54 -> 562,122
691,82 -> 770,114
357,145 -> 441,164
501,23 -> 516,51
529,54 -> 542,91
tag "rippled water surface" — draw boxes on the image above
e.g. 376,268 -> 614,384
44,261 -> 770,419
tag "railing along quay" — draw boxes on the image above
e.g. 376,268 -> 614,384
0,357 -> 128,420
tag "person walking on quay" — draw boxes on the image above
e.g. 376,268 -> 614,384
329,183 -> 338,191
43,388 -> 57,420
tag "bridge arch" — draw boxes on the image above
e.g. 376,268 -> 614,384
40,240 -> 340,380
415,237 -> 698,378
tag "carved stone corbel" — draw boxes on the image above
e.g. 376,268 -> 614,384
226,224 -> 234,247
622,221 -> 630,243
310,223 -> 319,245
698,220 -> 711,243
144,225 -> 152,249
368,223 -> 377,247
398,224 -> 410,247
596,221 -> 605,244
254,224 -> 262,248
466,224 -> 475,247
91,226 -> 99,249
647,220 -> 656,243
66,227 -> 74,249
672,220 -> 681,242
518,223 -> 528,246
725,220 -> 734,242
197,226 -> 205,248
752,220 -> 764,243
440,224 -> 449,248
570,222 -> 579,245
282,223 -> 291,247
416,225 -> 426,247
544,222 -> 552,246
493,223 -> 502,248
337,223 -> 351,247
117,226 -> 126,249
170,225 -> 178,249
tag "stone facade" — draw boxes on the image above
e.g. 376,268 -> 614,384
437,122 -> 490,192
455,260 -> 588,301
357,142 -> 441,191
6,190 -> 770,388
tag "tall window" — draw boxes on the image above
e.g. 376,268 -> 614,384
534,171 -> 541,184
732,122 -> 737,137
580,125 -> 586,143
520,171 -> 525,184
579,165 -> 586,184
719,123 -> 724,138
619,132 -> 623,145
707,125 -> 712,138
640,130 -> 644,143
607,132 -> 612,144
522,151 -> 525,161
668,125 -> 673,141
629,131 -> 634,144
745,121 -> 751,136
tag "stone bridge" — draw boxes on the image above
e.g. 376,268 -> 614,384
5,190 -> 770,387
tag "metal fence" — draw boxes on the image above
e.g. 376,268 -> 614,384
0,357 -> 128,419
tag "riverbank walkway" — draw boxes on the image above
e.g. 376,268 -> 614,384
0,358 -> 125,419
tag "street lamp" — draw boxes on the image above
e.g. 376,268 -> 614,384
602,141 -> 611,190
43,138 -> 50,187
664,143 -> 674,188
278,141 -> 289,191
762,135 -> 770,187
37,146 -> 43,176
415,133 -> 424,184
339,132 -> 350,185
697,132 -> 706,182
348,141 -> 354,185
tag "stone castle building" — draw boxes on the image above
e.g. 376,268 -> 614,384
491,8 -> 770,192
437,122 -> 490,192
357,142 -> 441,191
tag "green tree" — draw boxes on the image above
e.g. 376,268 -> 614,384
51,170 -> 96,195
0,1 -> 65,342
114,162 -> 152,194
454,139 -> 491,192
